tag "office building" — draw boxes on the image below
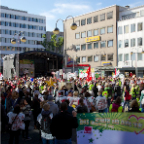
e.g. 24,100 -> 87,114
64,5 -> 127,74
0,5 -> 46,58
117,5 -> 144,77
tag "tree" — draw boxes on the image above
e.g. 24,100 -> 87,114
41,34 -> 64,53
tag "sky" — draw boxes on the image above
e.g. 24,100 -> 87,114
1,0 -> 144,32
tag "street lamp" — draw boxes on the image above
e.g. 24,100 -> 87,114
53,15 -> 77,71
131,48 -> 143,77
11,31 -> 27,79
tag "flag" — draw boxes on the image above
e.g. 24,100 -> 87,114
86,67 -> 92,82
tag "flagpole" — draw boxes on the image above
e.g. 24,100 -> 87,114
73,55 -> 74,73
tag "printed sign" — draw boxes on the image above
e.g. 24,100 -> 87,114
77,113 -> 144,144
85,36 -> 100,43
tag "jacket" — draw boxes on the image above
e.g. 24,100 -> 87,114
129,107 -> 141,113
47,101 -> 59,116
109,103 -> 123,112
50,111 -> 78,140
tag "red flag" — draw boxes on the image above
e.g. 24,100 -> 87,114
115,68 -> 117,75
86,67 -> 92,82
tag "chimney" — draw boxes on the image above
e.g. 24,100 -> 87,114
125,6 -> 130,8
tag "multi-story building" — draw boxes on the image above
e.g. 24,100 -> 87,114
0,5 -> 46,58
64,5 -> 127,74
117,5 -> 144,77
46,31 -> 63,54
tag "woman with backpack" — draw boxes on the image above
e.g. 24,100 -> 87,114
109,97 -> 123,112
7,105 -> 25,144
37,103 -> 54,144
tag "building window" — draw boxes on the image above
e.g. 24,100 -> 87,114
16,23 -> 20,27
15,15 -> 20,19
81,19 -> 86,26
6,14 -> 10,18
131,24 -> 135,32
100,14 -> 105,21
81,44 -> 86,50
88,43 -> 92,49
131,53 -> 135,60
124,25 -> 129,33
87,18 -> 92,24
101,54 -> 106,61
76,21 -> 80,27
94,29 -> 98,36
94,56 -> 99,62
88,56 -> 92,62
100,27 -> 105,34
11,15 -> 15,19
1,30 -> 5,34
100,41 -> 106,48
138,53 -> 142,60
107,11 -> 113,19
118,26 -> 122,34
122,13 -> 137,20
108,54 -> 113,61
1,21 -> 5,26
12,23 -> 16,27
1,13 -> 5,17
140,10 -> 144,16
5,30 -> 10,35
118,54 -> 123,61
124,54 -> 129,61
5,22 -> 9,26
138,23 -> 143,31
76,45 -> 80,51
76,57 -> 80,63
107,40 -> 113,47
75,33 -> 80,39
81,32 -> 86,38
87,30 -> 92,37
107,26 -> 113,33
94,42 -> 98,48
138,37 -> 142,46
94,15 -> 98,23
124,39 -> 129,47
131,38 -> 135,47
82,56 -> 86,62
118,40 -> 122,48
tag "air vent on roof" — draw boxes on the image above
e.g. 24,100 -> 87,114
125,6 -> 130,8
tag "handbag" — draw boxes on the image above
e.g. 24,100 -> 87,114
8,114 -> 18,132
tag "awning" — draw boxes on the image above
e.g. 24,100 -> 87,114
95,66 -> 118,71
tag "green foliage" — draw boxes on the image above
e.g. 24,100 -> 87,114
41,33 -> 64,53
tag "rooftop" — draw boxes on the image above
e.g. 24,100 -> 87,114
0,5 -> 27,13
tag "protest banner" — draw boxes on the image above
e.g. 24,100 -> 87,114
77,113 -> 144,144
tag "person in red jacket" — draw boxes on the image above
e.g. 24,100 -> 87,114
123,85 -> 131,110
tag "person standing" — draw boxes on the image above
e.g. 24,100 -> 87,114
20,99 -> 32,140
7,105 -> 25,144
50,102 -> 78,144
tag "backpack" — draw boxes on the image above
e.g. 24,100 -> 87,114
111,104 -> 119,112
41,112 -> 52,133
77,106 -> 87,113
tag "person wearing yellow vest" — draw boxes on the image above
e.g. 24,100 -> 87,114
109,97 -> 123,112
135,84 -> 140,95
118,78 -> 122,87
130,84 -> 136,100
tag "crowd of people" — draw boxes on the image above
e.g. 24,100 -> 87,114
1,75 -> 144,144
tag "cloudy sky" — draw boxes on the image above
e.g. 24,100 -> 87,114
1,0 -> 144,31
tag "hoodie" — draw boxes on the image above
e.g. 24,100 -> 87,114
109,103 -> 123,112
47,101 -> 59,116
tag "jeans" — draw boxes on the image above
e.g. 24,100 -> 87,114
9,130 -> 20,144
124,101 -> 130,109
55,138 -> 72,144
22,120 -> 30,138
42,138 -> 54,144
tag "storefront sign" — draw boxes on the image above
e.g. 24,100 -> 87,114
102,62 -> 112,66
85,36 -> 100,43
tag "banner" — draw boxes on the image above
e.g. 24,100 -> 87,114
20,59 -> 34,77
77,113 -> 144,144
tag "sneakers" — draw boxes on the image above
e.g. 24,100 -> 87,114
25,137 -> 32,141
